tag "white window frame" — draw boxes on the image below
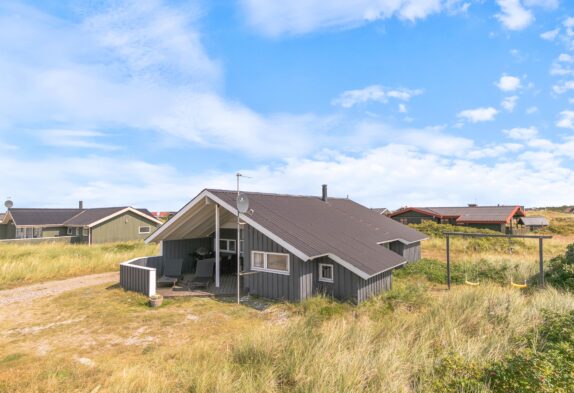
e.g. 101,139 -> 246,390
318,263 -> 334,283
218,238 -> 237,253
67,228 -> 73,235
138,226 -> 151,234
250,251 -> 290,275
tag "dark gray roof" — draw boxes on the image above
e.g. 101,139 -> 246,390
7,207 -> 157,227
518,216 -> 549,226
8,208 -> 83,226
392,206 -> 525,224
208,190 -> 427,277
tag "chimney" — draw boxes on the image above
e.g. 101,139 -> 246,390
468,203 -> 477,207
79,200 -> 84,209
321,184 -> 328,202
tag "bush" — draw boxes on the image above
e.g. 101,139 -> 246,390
546,244 -> 574,291
425,310 -> 574,393
487,310 -> 574,393
395,259 -> 509,286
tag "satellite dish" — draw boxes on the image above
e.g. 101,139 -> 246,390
4,199 -> 13,209
236,193 -> 250,214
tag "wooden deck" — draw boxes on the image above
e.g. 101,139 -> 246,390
156,274 -> 241,298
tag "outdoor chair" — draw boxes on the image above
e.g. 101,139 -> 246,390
157,258 -> 183,287
190,258 -> 215,288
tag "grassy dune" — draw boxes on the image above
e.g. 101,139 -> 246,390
1,281 -> 573,392
1,226 -> 573,392
0,241 -> 159,290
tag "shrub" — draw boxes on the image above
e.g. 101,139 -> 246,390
425,310 -> 574,393
546,244 -> 574,291
395,259 -> 509,286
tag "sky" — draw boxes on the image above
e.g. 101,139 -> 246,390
1,0 -> 574,211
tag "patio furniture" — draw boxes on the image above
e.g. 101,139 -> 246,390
190,258 -> 215,288
157,258 -> 183,287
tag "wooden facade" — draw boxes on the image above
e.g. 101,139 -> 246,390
159,224 -> 417,303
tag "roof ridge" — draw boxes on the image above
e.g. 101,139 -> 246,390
206,188 -> 348,200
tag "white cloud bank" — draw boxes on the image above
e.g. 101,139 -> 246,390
239,0 -> 470,36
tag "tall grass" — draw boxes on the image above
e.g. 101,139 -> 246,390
0,241 -> 159,289
1,282 -> 573,392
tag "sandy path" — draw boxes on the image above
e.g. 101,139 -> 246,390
0,272 -> 119,306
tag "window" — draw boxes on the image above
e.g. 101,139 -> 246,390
319,263 -> 334,283
251,251 -> 289,274
218,239 -> 236,253
67,227 -> 77,236
138,226 -> 151,234
33,227 -> 42,238
83,228 -> 89,236
400,218 -> 408,225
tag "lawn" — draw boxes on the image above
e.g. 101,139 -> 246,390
0,241 -> 159,290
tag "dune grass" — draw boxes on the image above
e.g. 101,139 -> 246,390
0,241 -> 159,290
1,280 -> 573,392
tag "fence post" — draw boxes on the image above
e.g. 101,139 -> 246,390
446,234 -> 451,290
539,237 -> 545,287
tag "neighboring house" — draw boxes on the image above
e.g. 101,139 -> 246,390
517,216 -> 549,231
371,207 -> 390,215
140,186 -> 427,303
0,205 -> 161,244
151,211 -> 177,221
390,205 -> 526,233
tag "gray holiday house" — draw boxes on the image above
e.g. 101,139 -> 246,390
121,187 -> 427,303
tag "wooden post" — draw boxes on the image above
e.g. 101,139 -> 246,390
539,237 -> 545,287
215,204 -> 220,288
446,234 -> 451,290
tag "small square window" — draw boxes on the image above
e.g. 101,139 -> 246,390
319,263 -> 334,283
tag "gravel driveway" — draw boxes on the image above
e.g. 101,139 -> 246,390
0,272 -> 119,306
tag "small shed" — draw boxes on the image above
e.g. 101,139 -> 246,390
517,216 -> 549,231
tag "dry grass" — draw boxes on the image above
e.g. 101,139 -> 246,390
1,282 -> 573,392
1,237 -> 574,392
0,242 -> 159,290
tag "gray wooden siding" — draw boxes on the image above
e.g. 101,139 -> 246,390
312,256 -> 361,303
0,223 -> 15,240
162,238 -> 212,273
119,256 -> 161,296
243,225 -> 306,301
389,241 -> 421,263
358,271 -> 392,303
391,210 -> 437,224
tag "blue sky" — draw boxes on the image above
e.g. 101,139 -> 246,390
1,0 -> 574,210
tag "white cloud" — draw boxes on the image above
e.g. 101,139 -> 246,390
38,129 -> 120,150
553,80 -> 574,94
559,53 -> 574,62
457,107 -> 498,122
540,28 -> 560,40
501,95 -> 519,112
496,75 -> 522,91
332,85 -> 423,108
557,110 -> 574,129
526,106 -> 539,114
4,140 -> 574,210
495,0 -> 534,31
503,126 -> 538,139
239,0 -> 462,36
398,103 -> 407,113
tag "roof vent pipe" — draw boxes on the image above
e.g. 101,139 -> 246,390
322,184 -> 328,202
79,200 -> 84,209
